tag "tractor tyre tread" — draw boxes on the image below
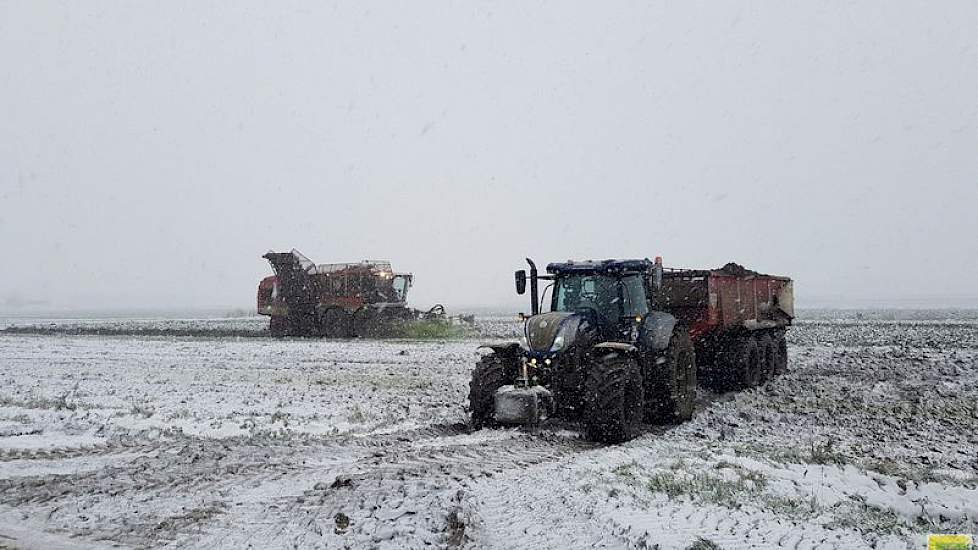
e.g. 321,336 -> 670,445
583,354 -> 644,444
468,354 -> 515,430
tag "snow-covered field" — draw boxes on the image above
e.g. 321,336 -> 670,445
0,314 -> 976,549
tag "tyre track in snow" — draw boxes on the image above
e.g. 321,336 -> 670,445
0,423 -> 469,547
3,321 -> 975,549
178,425 -> 601,549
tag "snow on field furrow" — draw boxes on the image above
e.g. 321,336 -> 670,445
459,344 -> 978,550
0,335 -> 476,441
0,318 -> 976,549
171,428 -> 597,549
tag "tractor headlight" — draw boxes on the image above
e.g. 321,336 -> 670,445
552,334 -> 565,351
550,318 -> 580,352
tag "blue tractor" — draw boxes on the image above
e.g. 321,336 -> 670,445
469,257 -> 697,444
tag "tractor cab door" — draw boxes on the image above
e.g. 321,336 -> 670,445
619,274 -> 650,342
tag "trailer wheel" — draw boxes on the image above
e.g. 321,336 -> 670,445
469,353 -> 516,430
644,327 -> 697,424
773,332 -> 788,375
583,353 -> 644,444
322,308 -> 353,338
732,335 -> 763,389
759,333 -> 779,383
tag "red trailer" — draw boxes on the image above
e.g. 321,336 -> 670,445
658,262 -> 794,389
658,263 -> 793,336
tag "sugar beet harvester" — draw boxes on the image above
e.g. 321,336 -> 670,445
257,249 -> 443,338
469,257 -> 794,443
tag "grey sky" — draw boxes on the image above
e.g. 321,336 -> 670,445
2,2 -> 976,312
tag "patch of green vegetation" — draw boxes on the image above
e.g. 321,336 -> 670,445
732,438 -> 849,467
645,465 -> 768,508
827,499 -> 911,536
398,320 -> 470,340
763,495 -> 820,519
611,461 -> 639,481
315,373 -> 433,391
865,459 -> 978,488
0,392 -> 83,412
346,404 -> 369,424
808,438 -> 848,465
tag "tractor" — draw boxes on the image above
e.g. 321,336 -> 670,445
469,257 -> 792,443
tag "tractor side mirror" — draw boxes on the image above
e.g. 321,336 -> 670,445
515,270 -> 527,295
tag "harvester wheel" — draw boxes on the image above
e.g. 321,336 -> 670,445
269,316 -> 288,338
469,352 -> 516,430
583,353 -> 644,444
773,332 -> 788,375
644,327 -> 697,424
322,308 -> 353,338
352,307 -> 380,338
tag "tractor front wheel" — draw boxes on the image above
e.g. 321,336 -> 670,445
469,352 -> 516,430
583,353 -> 644,444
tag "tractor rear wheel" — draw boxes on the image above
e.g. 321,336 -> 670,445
583,353 -> 645,444
468,352 -> 517,430
644,326 -> 697,424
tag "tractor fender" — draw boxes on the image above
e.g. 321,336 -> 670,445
639,311 -> 677,351
592,342 -> 638,354
476,342 -> 522,358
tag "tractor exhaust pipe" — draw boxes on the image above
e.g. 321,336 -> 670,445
526,258 -> 539,315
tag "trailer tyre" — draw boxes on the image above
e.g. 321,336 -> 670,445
469,353 -> 516,430
759,333 -> 779,383
773,332 -> 788,375
644,327 -> 697,424
732,335 -> 763,390
583,353 -> 644,444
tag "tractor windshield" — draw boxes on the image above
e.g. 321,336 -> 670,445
553,274 -> 621,323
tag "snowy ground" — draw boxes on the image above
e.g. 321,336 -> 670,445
0,314 -> 975,549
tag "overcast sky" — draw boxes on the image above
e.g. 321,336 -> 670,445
2,2 -> 976,312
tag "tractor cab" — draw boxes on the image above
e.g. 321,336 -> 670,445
548,261 -> 651,341
515,258 -> 662,355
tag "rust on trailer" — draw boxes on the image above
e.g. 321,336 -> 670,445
658,262 -> 793,340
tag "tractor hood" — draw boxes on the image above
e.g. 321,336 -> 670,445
524,311 -> 580,353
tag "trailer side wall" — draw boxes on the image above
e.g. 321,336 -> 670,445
659,271 -> 793,339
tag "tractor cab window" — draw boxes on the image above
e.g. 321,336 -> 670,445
621,275 -> 649,317
554,274 -> 620,324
